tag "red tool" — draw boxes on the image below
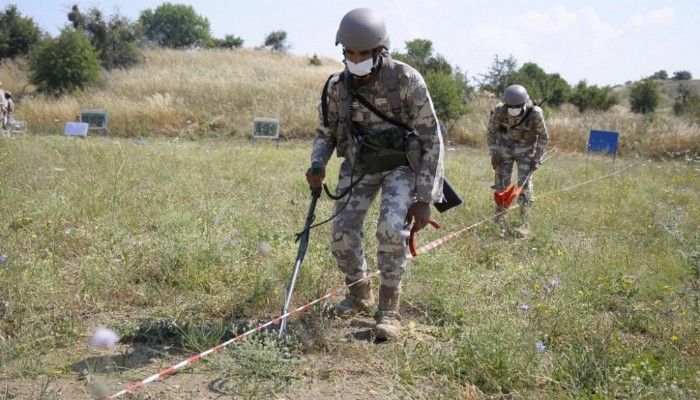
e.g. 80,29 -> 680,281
409,219 -> 441,257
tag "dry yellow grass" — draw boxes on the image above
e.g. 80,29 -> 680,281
1,48 -> 698,159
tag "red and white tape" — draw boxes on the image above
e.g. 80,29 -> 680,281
107,162 -> 635,398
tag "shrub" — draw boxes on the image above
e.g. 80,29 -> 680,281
629,79 -> 661,114
29,28 -> 102,95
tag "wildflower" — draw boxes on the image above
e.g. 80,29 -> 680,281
671,335 -> 679,342
0,254 -> 7,262
550,279 -> 559,287
519,304 -> 530,311
89,326 -> 120,347
535,342 -> 546,352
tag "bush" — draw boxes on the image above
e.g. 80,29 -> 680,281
139,3 -> 212,49
309,54 -> 322,66
569,80 -> 619,112
629,79 -> 661,114
29,28 -> 102,95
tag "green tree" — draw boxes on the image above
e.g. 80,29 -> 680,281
629,78 -> 661,114
68,5 -> 143,70
392,39 -> 472,122
209,34 -> 244,49
671,70 -> 692,80
263,30 -> 290,52
0,5 -> 43,60
569,80 -> 619,112
651,70 -> 668,80
672,84 -> 700,118
29,28 -> 102,95
476,54 -> 518,97
139,3 -> 211,48
512,62 -> 571,107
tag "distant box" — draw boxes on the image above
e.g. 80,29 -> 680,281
10,120 -> 28,133
79,108 -> 108,133
64,122 -> 89,137
252,117 -> 280,139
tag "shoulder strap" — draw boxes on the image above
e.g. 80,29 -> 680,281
379,51 -> 403,120
327,53 -> 405,131
352,91 -> 412,131
510,98 -> 547,129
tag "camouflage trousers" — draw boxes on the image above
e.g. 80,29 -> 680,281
330,159 -> 415,289
493,145 -> 536,208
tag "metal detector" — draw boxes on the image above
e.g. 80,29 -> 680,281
278,161 -> 323,337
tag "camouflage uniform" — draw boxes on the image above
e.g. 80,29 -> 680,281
487,102 -> 549,216
311,55 -> 444,291
0,86 -> 7,131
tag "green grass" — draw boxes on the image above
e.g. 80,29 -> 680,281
1,135 -> 699,398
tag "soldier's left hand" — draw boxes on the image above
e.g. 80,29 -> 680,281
529,160 -> 539,171
407,201 -> 431,231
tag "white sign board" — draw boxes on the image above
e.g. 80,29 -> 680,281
64,122 -> 89,137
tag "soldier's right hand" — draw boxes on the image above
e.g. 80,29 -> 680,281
305,167 -> 326,188
490,154 -> 500,170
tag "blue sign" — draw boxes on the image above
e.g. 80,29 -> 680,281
588,130 -> 619,154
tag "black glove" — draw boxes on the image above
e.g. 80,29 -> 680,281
529,159 -> 539,171
491,154 -> 500,170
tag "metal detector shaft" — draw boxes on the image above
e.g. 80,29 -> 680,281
279,162 -> 322,337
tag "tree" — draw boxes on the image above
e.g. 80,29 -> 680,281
569,80 -> 619,112
672,84 -> 700,117
392,39 -> 473,122
651,70 -> 668,80
263,30 -> 290,52
512,62 -> 571,107
209,34 -> 244,49
29,28 -> 102,95
671,70 -> 693,81
68,5 -> 143,70
0,5 -> 43,60
139,3 -> 211,48
476,54 -> 518,97
629,78 -> 661,114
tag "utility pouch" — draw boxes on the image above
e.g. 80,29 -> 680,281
353,124 -> 409,174
405,132 -> 423,174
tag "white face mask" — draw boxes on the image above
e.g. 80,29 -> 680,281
346,57 -> 375,77
507,106 -> 523,117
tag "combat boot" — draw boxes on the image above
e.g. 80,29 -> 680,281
373,285 -> 401,339
334,277 -> 374,319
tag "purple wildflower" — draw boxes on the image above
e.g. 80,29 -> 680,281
519,304 -> 530,311
89,326 -> 120,347
550,279 -> 559,287
535,342 -> 546,352
0,254 -> 7,262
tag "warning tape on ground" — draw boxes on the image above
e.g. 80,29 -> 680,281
107,162 -> 635,399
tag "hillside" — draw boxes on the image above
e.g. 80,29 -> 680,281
613,78 -> 700,111
1,49 -> 698,159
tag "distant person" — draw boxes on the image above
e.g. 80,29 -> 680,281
305,8 -> 445,339
0,81 -> 7,130
4,92 -> 14,126
486,84 -> 549,237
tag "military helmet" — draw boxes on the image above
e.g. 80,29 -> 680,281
335,8 -> 390,50
503,84 -> 530,106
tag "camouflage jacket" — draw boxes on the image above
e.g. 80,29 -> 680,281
486,103 -> 549,160
311,56 -> 445,203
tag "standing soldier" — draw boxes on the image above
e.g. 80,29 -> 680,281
306,7 -> 445,339
0,81 -> 7,130
487,84 -> 549,236
5,92 -> 14,126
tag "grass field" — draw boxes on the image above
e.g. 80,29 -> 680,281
1,135 -> 698,399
